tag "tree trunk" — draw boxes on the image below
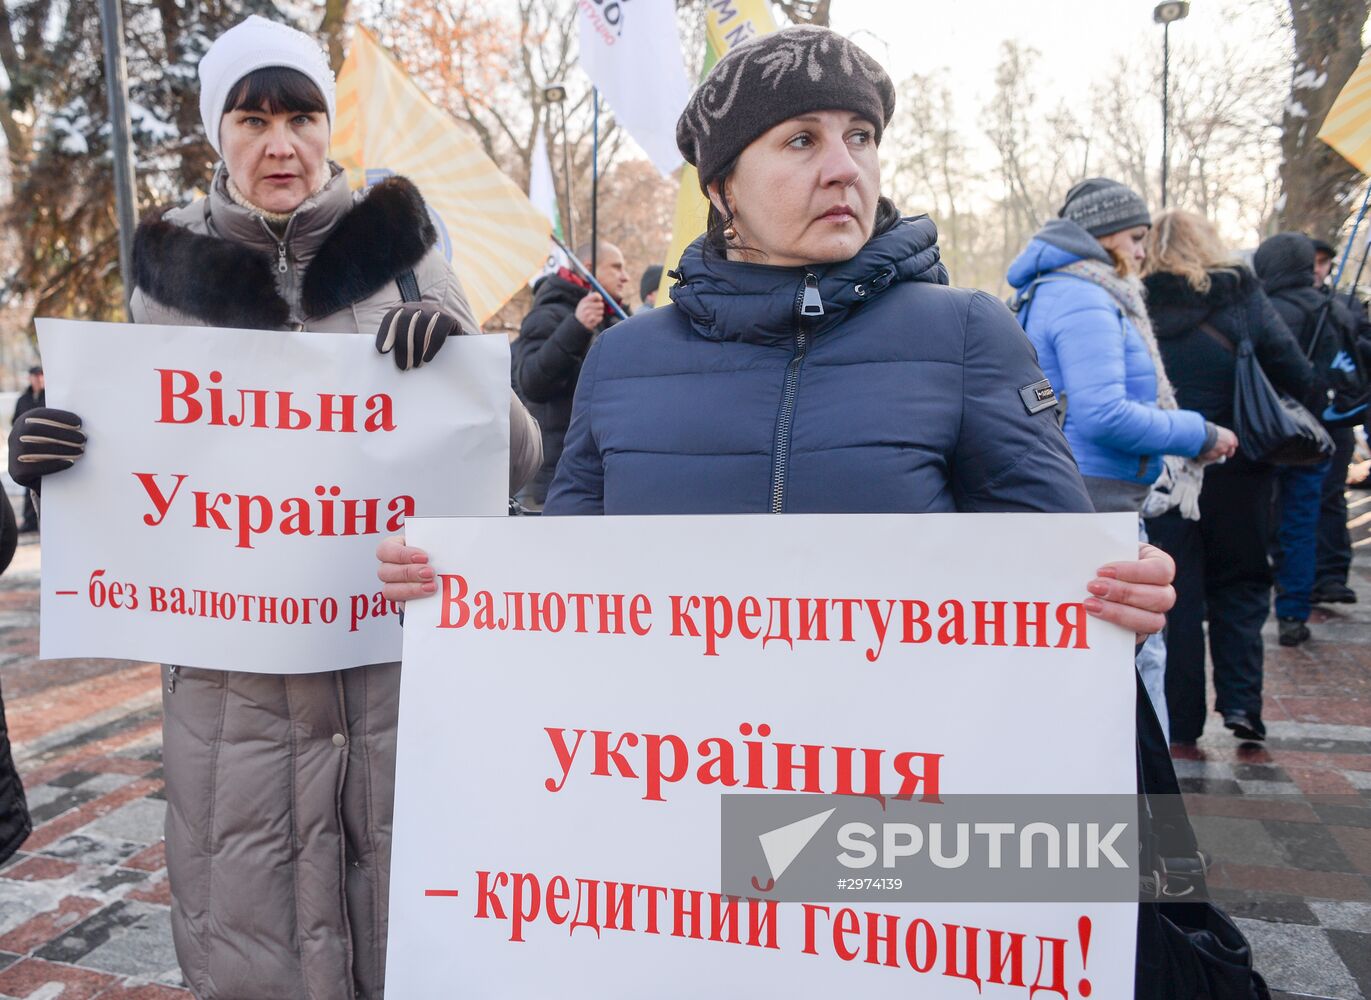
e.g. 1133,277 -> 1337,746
319,0 -> 350,73
1278,0 -> 1369,244
0,2 -> 31,164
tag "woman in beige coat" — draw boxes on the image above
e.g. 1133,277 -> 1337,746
9,16 -> 538,999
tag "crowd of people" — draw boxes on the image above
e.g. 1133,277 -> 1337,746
511,177 -> 1368,754
3,11 -> 1365,1000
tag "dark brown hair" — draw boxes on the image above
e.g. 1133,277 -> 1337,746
222,66 -> 328,116
701,157 -> 901,260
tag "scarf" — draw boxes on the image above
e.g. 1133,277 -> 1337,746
1059,258 -> 1216,521
1059,258 -> 1178,411
226,173 -> 330,229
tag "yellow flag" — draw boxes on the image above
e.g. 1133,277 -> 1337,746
333,29 -> 550,323
1318,49 -> 1371,175
656,0 -> 779,304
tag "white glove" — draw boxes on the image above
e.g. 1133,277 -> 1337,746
1141,455 -> 1205,522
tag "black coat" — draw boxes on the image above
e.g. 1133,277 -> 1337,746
1145,267 -> 1313,425
12,386 -> 42,423
0,690 -> 28,865
0,489 -> 24,864
512,273 -> 621,500
1254,232 -> 1362,392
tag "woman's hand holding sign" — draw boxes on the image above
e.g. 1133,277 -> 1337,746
376,535 -> 436,601
8,407 -> 87,492
375,306 -> 462,371
1087,543 -> 1176,644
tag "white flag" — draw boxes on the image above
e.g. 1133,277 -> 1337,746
529,130 -> 563,237
578,0 -> 690,176
529,130 -> 569,285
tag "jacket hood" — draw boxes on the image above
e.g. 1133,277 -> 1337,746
1143,266 -> 1258,339
668,216 -> 948,345
1254,232 -> 1315,294
1006,218 -> 1112,290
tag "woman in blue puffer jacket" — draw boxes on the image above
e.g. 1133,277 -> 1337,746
1007,180 -> 1237,515
1007,181 -> 1238,741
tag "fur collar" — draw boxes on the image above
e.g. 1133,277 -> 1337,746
1143,266 -> 1256,310
133,213 -> 291,329
133,176 -> 437,328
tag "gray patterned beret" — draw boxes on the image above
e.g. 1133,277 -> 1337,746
675,25 -> 896,188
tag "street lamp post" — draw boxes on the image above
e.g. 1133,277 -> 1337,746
1153,1 -> 1190,209
541,82 -> 574,248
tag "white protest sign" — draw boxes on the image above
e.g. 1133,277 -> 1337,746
36,318 -> 508,673
387,513 -> 1139,998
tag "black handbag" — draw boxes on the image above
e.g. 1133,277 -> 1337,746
1199,297 -> 1332,467
1132,673 -> 1270,1000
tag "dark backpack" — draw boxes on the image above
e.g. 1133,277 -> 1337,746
1304,292 -> 1370,427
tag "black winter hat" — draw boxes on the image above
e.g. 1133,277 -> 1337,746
639,264 -> 663,303
1310,237 -> 1336,258
675,25 -> 896,188
1058,178 -> 1151,237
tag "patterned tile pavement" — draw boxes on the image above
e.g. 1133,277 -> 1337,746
0,491 -> 1367,999
0,535 -> 184,999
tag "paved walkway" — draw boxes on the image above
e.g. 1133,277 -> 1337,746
0,536 -> 179,999
1176,485 -> 1371,1000
0,494 -> 1368,999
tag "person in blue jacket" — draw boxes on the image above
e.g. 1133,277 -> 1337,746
379,26 -> 1275,998
1007,180 -> 1237,514
1007,181 -> 1237,739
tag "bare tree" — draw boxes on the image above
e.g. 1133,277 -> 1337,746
883,72 -> 986,285
1086,22 -> 1285,246
2,0 -> 284,324
320,0 -> 352,70
1277,0 -> 1369,243
901,1 -> 1290,294
984,42 -> 1060,284
368,0 -> 627,244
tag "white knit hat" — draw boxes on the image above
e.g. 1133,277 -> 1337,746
198,15 -> 336,155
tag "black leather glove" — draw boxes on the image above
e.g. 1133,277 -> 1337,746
375,306 -> 462,371
8,407 -> 86,492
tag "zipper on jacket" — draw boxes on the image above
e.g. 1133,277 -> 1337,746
770,273 -> 823,513
260,216 -> 300,320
